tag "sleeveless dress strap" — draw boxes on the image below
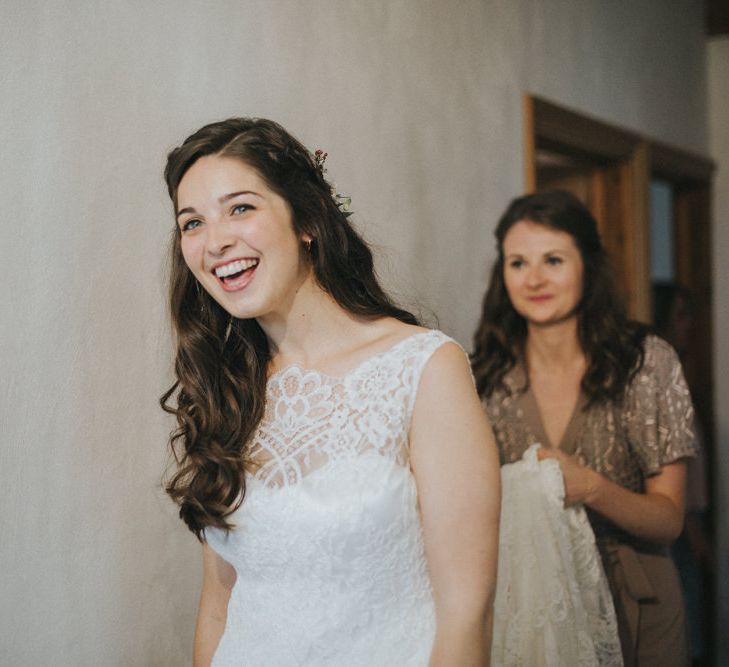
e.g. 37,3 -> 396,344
394,330 -> 462,427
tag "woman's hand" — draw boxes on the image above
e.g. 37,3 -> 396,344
538,446 -> 687,544
536,446 -> 600,506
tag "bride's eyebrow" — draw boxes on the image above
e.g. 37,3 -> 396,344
176,206 -> 197,220
219,190 -> 262,203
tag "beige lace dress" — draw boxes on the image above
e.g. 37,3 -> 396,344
484,335 -> 698,667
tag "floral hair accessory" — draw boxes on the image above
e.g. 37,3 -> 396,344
314,148 -> 328,173
314,148 -> 353,218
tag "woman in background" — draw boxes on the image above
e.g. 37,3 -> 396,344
472,190 -> 697,666
161,117 -> 500,666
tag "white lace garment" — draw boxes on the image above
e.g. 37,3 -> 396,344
492,444 -> 623,666
205,331 -> 455,666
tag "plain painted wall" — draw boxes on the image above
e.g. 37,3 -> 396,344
0,1 -> 714,664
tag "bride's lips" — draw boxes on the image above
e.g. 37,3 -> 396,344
211,257 -> 259,293
527,295 -> 553,302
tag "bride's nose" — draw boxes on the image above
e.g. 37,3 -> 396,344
206,222 -> 236,256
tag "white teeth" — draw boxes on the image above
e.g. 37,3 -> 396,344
214,258 -> 259,278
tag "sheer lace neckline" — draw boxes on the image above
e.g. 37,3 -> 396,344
245,329 -> 449,489
266,329 -> 433,383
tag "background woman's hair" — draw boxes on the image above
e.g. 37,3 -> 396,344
161,117 -> 418,539
470,190 -> 647,404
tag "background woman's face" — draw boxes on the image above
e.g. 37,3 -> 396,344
175,155 -> 311,321
502,220 -> 584,327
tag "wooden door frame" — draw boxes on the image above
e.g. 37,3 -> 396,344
651,140 -> 715,453
523,95 -> 651,319
524,96 -> 714,323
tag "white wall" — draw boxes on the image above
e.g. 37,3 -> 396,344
708,35 -> 729,667
0,1 -> 712,664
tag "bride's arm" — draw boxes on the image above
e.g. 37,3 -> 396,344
193,543 -> 236,667
410,343 -> 501,667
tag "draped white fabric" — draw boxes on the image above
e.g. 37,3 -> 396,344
492,444 -> 623,667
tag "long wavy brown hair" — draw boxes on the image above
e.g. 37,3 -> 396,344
471,190 -> 647,405
161,118 -> 418,540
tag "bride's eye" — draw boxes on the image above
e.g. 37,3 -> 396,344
232,203 -> 253,215
181,218 -> 202,232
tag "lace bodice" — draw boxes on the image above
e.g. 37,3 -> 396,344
205,330 -> 454,666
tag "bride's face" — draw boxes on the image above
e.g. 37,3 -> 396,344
175,154 -> 313,320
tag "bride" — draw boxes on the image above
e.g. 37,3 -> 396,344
160,117 -> 500,666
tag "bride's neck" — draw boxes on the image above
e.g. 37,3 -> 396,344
259,283 -> 363,370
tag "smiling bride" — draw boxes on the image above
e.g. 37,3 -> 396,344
160,118 -> 500,666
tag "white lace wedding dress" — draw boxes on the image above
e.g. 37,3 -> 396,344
492,444 -> 623,666
205,330 -> 453,666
